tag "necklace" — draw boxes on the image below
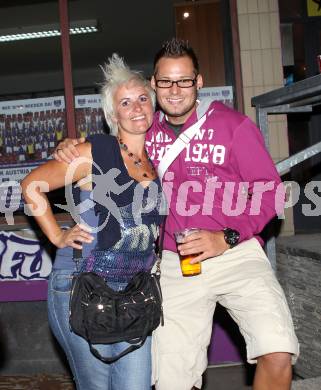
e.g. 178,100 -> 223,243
118,137 -> 156,179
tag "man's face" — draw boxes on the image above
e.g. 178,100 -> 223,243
151,56 -> 203,125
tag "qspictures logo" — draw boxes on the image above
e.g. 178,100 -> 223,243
2,159 -> 321,229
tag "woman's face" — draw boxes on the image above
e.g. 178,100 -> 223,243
112,80 -> 154,137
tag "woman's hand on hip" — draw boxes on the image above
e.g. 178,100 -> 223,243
52,224 -> 94,249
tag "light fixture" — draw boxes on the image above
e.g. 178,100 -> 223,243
0,19 -> 98,43
183,12 -> 190,19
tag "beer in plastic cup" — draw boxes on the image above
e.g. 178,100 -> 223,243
174,228 -> 201,277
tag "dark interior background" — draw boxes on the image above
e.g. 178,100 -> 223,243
279,0 -> 321,233
0,0 -> 178,99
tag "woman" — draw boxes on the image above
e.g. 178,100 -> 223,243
21,54 -> 164,390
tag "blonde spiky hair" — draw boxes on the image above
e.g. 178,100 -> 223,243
100,53 -> 155,135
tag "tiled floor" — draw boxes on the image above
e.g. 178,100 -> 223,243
0,365 -> 253,390
1,366 -> 319,389
0,374 -> 74,390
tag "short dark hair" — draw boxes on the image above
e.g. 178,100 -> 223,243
153,38 -> 199,75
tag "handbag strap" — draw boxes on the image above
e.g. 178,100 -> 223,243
155,216 -> 166,276
85,307 -> 153,364
157,110 -> 212,182
73,246 -> 83,273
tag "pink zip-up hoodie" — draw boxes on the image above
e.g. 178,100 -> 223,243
145,99 -> 284,252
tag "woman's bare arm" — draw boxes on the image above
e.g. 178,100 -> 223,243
21,142 -> 94,248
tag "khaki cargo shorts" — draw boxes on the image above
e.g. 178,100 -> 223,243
152,238 -> 299,390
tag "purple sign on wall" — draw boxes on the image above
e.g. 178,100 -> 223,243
0,231 -> 51,281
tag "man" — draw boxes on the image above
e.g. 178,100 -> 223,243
54,38 -> 299,390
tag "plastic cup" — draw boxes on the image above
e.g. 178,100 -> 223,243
174,228 -> 201,277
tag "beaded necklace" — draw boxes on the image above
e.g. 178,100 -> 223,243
118,137 -> 156,179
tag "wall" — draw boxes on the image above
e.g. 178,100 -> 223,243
0,300 -> 70,375
277,234 -> 321,378
175,1 -> 227,87
236,0 -> 294,235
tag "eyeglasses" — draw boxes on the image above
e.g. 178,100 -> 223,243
155,78 -> 197,88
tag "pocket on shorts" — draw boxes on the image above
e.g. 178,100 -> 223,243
51,273 -> 73,293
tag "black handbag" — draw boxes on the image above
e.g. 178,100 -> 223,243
69,267 -> 163,363
69,223 -> 165,363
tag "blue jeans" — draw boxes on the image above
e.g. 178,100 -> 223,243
47,269 -> 152,390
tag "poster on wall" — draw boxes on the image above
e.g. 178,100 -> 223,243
198,86 -> 233,108
0,95 -> 106,218
75,94 -> 106,138
0,94 -> 106,167
0,96 -> 66,165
